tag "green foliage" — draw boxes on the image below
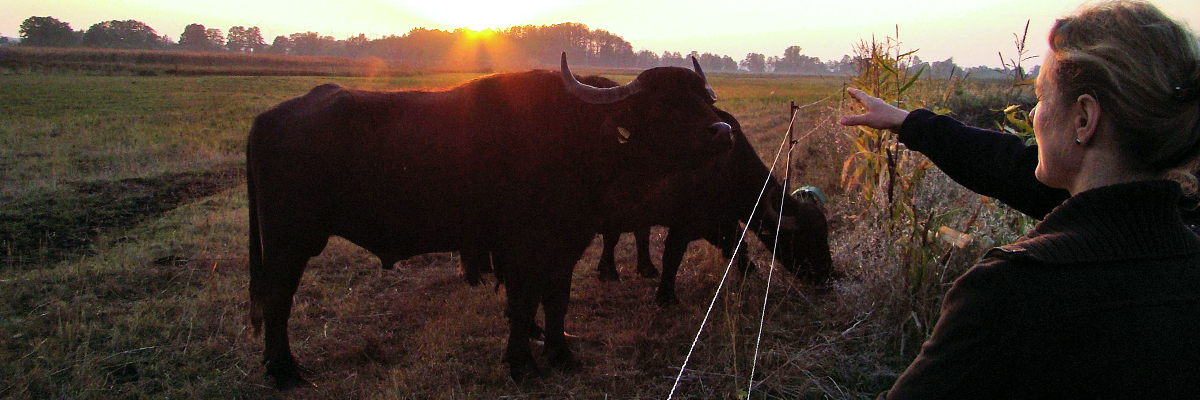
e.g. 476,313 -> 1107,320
19,16 -> 79,48
82,20 -> 166,50
841,27 -> 928,207
225,26 -> 265,54
178,23 -> 222,52
997,20 -> 1039,145
838,27 -> 1042,363
741,52 -> 767,73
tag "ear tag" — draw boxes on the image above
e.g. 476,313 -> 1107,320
617,127 -> 631,144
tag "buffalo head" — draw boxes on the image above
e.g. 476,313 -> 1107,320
759,186 -> 834,283
561,53 -> 732,170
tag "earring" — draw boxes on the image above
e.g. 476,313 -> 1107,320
1075,139 -> 1082,145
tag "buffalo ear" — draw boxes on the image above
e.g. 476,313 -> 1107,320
791,186 -> 827,206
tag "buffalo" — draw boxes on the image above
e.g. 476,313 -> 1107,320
461,110 -> 833,307
247,53 -> 732,387
594,111 -> 833,306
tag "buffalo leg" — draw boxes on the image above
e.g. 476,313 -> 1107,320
596,231 -> 621,281
503,277 -> 542,382
542,262 -> 580,371
634,227 -> 659,278
491,249 -> 545,341
656,232 -> 690,307
459,248 -> 491,286
716,221 -> 754,276
252,249 -> 311,389
719,239 -> 754,277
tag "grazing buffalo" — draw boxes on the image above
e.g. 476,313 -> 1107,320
462,110 -> 833,307
594,110 -> 833,305
247,53 -> 732,387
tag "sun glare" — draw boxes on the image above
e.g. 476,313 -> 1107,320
398,0 -> 567,31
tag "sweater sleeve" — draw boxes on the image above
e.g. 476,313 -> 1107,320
898,109 -> 1070,219
884,258 -> 1019,399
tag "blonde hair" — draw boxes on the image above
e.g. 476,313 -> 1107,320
1049,0 -> 1200,177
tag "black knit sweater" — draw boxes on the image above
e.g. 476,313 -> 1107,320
880,110 -> 1200,399
885,180 -> 1200,399
897,108 -> 1200,227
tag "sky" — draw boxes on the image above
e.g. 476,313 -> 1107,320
3,0 -> 1198,68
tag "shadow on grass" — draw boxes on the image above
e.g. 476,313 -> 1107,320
0,164 -> 244,269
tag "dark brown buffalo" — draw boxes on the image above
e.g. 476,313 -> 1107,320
247,54 -> 731,388
593,109 -> 833,305
462,110 -> 833,307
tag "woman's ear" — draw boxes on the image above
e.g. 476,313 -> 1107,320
1075,94 -> 1102,145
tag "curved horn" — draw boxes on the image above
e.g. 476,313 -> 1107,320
691,56 -> 717,101
561,52 -> 644,104
764,187 -> 798,230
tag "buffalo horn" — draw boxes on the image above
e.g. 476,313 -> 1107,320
765,187 -> 798,230
691,56 -> 717,101
560,52 -> 644,104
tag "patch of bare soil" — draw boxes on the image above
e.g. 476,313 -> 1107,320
0,164 -> 244,269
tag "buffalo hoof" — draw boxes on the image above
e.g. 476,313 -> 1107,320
274,375 -> 312,390
507,359 -> 546,383
655,292 -> 680,308
548,352 -> 581,372
637,265 -> 660,279
546,345 -> 581,372
265,358 -> 312,390
527,322 -> 546,342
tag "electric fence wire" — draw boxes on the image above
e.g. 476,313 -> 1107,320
666,105 -> 800,400
747,117 -> 795,398
666,88 -> 841,399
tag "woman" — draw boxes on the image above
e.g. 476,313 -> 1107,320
840,1 -> 1200,398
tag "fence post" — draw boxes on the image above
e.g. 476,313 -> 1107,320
787,101 -> 799,188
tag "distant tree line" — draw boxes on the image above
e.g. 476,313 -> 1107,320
11,15 -> 1028,78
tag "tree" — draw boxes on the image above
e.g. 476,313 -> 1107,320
267,35 -> 291,54
343,33 -> 370,57
226,26 -> 265,53
226,26 -> 245,52
205,28 -> 225,50
289,32 -> 336,56
590,29 -> 634,66
633,50 -> 659,68
769,46 -> 828,75
82,20 -> 164,49
721,55 -> 737,72
247,27 -> 266,53
660,51 -> 685,67
19,16 -> 78,47
826,55 -> 856,76
698,52 -> 731,72
741,53 -> 766,73
930,57 -> 964,79
179,23 -> 221,51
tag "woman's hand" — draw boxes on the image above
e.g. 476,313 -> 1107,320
839,88 -> 909,132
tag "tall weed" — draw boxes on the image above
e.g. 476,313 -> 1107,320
837,26 -> 1038,365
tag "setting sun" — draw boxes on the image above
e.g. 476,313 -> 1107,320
398,0 -> 571,31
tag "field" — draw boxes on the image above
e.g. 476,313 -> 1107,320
0,66 -> 1029,398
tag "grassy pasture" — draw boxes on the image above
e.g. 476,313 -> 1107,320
0,68 -> 1025,399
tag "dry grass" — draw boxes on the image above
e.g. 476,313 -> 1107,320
0,70 -> 1029,399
